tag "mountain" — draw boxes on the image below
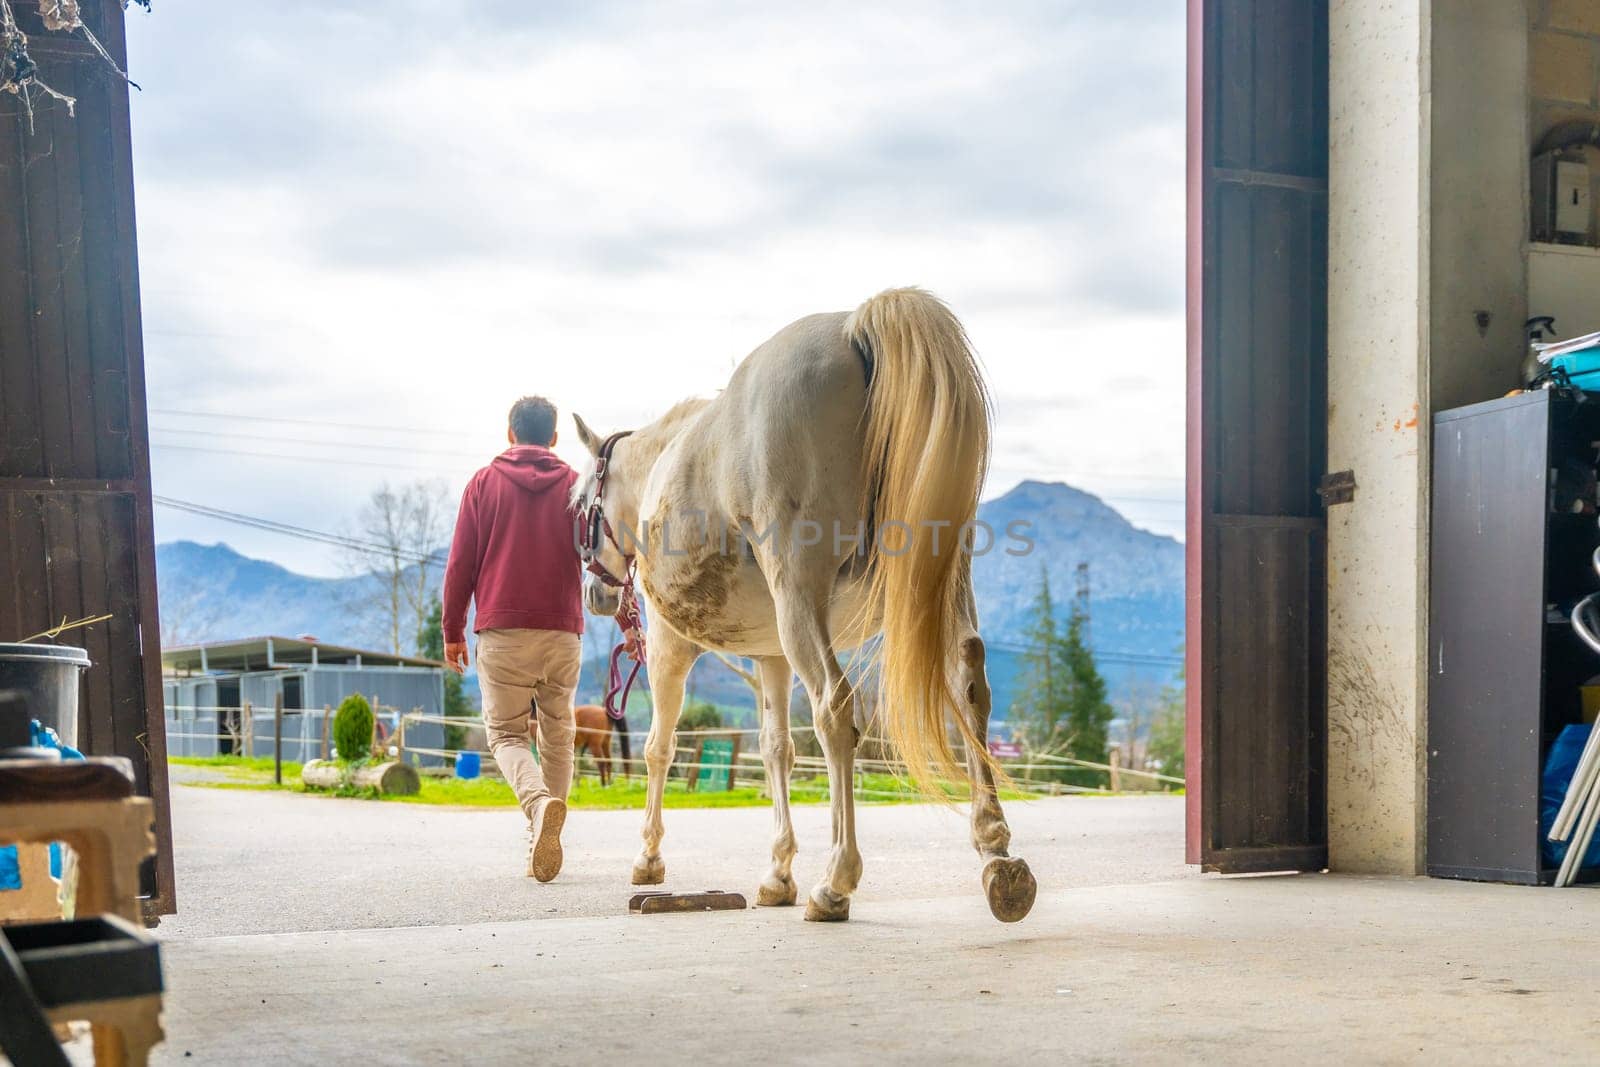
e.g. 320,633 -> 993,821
155,541 -> 381,648
970,480 -> 1185,720
155,481 -> 1184,717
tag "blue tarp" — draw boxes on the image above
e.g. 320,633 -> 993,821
0,722 -> 83,892
1540,723 -> 1600,870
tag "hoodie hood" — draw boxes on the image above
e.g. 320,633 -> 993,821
490,445 -> 575,495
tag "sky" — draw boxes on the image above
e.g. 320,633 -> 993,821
124,1 -> 1186,578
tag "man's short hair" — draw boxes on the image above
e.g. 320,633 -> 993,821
509,396 -> 558,445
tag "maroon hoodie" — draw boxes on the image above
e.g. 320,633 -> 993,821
442,445 -> 584,643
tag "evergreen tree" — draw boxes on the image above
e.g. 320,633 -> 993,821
1060,597 -> 1113,766
418,595 -> 474,749
1146,652 -> 1186,781
1012,565 -> 1072,748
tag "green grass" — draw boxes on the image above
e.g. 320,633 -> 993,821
167,756 -> 1040,809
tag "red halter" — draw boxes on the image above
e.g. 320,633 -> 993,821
578,431 -> 645,722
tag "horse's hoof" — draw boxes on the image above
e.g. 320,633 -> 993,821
803,886 -> 850,922
631,854 -> 665,886
756,874 -> 797,907
982,856 -> 1036,923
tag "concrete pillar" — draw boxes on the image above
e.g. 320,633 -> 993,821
1328,0 -> 1529,875
1327,0 -> 1430,874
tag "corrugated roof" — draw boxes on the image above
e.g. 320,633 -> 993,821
161,635 -> 445,674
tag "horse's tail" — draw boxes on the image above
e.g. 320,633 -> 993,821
847,287 -> 996,796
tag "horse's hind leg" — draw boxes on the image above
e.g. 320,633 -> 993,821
633,627 -> 699,885
773,587 -> 861,922
955,594 -> 1037,923
754,654 -> 798,906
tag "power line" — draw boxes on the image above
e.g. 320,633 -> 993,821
150,441 -> 469,476
149,407 -> 484,439
987,639 -> 1182,668
153,496 -> 444,566
154,494 -> 1180,666
151,425 -> 489,461
150,437 -> 1185,514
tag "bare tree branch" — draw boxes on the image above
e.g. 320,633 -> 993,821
340,480 -> 454,654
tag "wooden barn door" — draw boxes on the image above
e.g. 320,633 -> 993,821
1186,0 -> 1329,872
0,2 -> 174,913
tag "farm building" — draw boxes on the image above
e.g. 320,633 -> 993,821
1189,0 -> 1600,882
162,636 -> 448,765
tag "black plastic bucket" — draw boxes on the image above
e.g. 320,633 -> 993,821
0,643 -> 91,749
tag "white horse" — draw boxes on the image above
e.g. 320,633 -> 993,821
571,288 -> 1036,923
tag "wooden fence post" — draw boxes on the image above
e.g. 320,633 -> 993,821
321,705 -> 331,760
273,693 -> 284,786
242,701 -> 253,758
400,708 -> 417,764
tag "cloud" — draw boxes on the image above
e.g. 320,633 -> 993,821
126,0 -> 1186,573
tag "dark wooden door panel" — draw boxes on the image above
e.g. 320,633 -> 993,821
0,1 -> 172,912
1189,0 -> 1330,872
1204,522 -> 1326,870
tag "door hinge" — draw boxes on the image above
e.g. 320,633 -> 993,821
1318,470 -> 1356,507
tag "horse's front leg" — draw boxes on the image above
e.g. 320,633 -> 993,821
754,654 -> 798,906
633,631 -> 698,885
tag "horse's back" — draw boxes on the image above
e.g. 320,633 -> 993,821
694,310 -> 870,517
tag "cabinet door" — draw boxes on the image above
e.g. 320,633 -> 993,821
1427,395 -> 1551,884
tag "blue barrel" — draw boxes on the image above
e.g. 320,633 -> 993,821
455,751 -> 481,780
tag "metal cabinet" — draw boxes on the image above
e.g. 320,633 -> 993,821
1428,390 -> 1600,883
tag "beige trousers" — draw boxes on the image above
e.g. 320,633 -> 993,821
475,628 -> 584,820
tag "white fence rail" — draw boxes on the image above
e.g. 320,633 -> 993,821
162,703 -> 1185,797
397,712 -> 1183,797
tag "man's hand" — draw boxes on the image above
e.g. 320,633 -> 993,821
444,641 -> 469,675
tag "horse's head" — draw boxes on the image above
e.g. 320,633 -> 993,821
571,412 -> 633,618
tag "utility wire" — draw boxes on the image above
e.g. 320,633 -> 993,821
153,496 -> 1178,667
153,496 -> 445,566
151,425 -> 489,461
149,407 -> 483,439
150,441 -> 468,476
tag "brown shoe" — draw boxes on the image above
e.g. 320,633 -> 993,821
527,798 -> 567,882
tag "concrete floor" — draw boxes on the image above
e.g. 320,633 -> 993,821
139,782 -> 1600,1065
156,776 -> 1193,936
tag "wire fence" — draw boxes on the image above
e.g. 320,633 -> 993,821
163,703 -> 429,765
161,704 -> 1185,798
397,712 -> 1183,798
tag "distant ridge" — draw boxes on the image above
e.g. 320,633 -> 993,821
156,480 -> 1183,714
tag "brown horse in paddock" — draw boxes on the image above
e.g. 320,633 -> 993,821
573,704 -> 630,786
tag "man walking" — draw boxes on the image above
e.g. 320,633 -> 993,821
443,396 -> 584,881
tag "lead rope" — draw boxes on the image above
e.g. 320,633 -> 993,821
603,567 -> 646,722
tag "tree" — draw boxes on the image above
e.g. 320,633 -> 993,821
158,585 -> 225,649
333,693 -> 375,762
419,598 -> 473,748
1060,595 -> 1113,767
712,653 -> 763,710
1146,654 -> 1186,782
1116,677 -> 1160,777
1011,564 -> 1072,749
1011,563 -> 1114,785
679,699 -> 722,732
341,480 -> 453,654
